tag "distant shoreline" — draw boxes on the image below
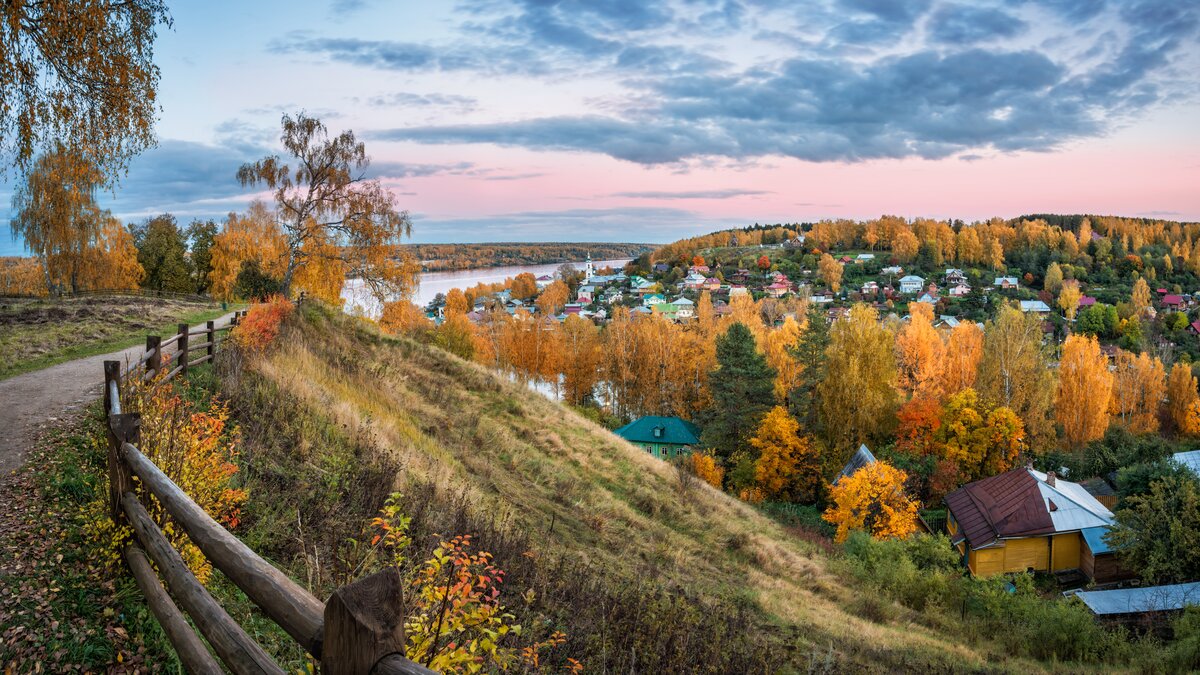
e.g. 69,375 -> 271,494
405,241 -> 657,272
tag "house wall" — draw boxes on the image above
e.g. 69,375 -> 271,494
639,443 -> 692,460
1004,537 -> 1049,572
1051,533 -> 1081,572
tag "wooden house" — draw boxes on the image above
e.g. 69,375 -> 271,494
614,416 -> 701,460
945,467 -> 1122,580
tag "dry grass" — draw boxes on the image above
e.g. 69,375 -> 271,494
0,295 -> 232,380
224,304 -> 1075,672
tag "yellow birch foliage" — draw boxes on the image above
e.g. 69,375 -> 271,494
209,201 -> 289,301
941,320 -> 983,395
977,304 -> 1055,451
817,253 -> 843,292
291,229 -> 348,306
536,280 -> 570,315
0,257 -> 45,296
1167,363 -> 1200,436
818,304 -> 898,448
1109,350 -> 1166,433
764,315 -> 803,401
558,314 -> 602,405
690,452 -> 725,489
1131,277 -> 1151,319
1056,334 -> 1114,448
895,302 -> 945,400
1058,280 -> 1082,320
379,301 -> 429,335
751,406 -> 822,502
823,460 -> 919,543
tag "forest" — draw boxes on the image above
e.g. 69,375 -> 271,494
402,242 -> 655,271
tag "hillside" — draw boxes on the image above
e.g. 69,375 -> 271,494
215,302 -> 1048,672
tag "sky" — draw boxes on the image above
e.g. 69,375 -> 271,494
3,0 -> 1200,255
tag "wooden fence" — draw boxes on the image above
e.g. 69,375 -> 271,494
103,297 -> 434,674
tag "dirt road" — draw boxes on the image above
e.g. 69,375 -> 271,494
0,312 -> 236,474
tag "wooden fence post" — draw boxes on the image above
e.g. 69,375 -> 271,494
146,335 -> 162,377
178,323 -> 190,376
206,320 -> 216,362
322,568 -> 408,675
103,361 -> 138,522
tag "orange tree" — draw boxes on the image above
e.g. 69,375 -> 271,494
1168,363 -> 1200,436
751,406 -> 822,502
823,460 -> 919,543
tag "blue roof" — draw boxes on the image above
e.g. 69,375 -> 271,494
834,444 -> 876,484
614,416 -> 701,446
1081,526 -> 1114,554
1173,450 -> 1200,477
1075,581 -> 1200,616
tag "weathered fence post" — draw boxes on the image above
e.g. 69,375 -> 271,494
206,320 -> 216,362
177,323 -> 190,376
322,568 -> 409,675
103,361 -> 138,522
146,335 -> 162,377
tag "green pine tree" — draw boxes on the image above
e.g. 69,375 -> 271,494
698,322 -> 776,464
788,304 -> 829,433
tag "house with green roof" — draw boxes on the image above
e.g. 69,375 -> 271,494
614,416 -> 701,460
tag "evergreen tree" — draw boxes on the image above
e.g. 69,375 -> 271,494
788,304 -> 830,432
135,213 -> 192,292
699,322 -> 776,463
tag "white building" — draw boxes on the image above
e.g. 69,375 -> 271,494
899,275 -> 925,294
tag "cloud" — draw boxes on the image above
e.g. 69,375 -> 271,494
409,206 -> 742,243
928,5 -> 1027,44
611,188 -> 773,199
365,91 -> 479,112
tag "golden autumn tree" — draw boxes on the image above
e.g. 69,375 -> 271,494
1109,350 -> 1166,434
1167,363 -> 1200,436
818,304 -> 897,450
510,272 -> 538,301
0,257 -> 45,296
85,212 -> 145,291
895,302 -> 945,400
751,406 -> 822,502
937,389 -> 1025,481
817,253 -> 843,292
237,113 -> 418,301
536,280 -> 569,315
823,460 -> 919,543
602,306 -> 639,419
1131,277 -> 1152,320
764,315 -> 803,401
378,300 -> 429,335
1043,262 -> 1064,296
1058,280 -> 1082,320
1,0 -> 170,175
941,320 -> 983,395
558,314 -> 602,406
892,229 -> 919,262
977,304 -> 1055,451
208,201 -> 289,301
690,452 -> 725,489
895,396 -> 943,457
1056,334 -> 1114,448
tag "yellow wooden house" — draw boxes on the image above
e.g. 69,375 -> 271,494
945,467 -> 1121,580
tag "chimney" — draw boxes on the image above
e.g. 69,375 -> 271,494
1046,470 -> 1056,487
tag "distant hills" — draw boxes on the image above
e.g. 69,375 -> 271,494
402,242 -> 657,271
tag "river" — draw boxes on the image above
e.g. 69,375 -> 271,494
341,258 -> 632,317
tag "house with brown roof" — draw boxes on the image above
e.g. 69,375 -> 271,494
944,467 -> 1125,580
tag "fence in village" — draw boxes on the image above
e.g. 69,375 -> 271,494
102,294 -> 434,674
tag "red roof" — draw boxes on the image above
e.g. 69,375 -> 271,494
1191,320 -> 1200,334
765,282 -> 791,290
1163,294 -> 1183,305
945,469 -> 1054,550
1078,295 -> 1097,306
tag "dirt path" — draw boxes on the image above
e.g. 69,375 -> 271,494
0,312 -> 236,474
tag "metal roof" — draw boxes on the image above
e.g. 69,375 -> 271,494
833,445 -> 876,485
1080,526 -> 1115,555
1075,582 -> 1200,616
1030,469 -> 1114,532
614,416 -> 701,446
1173,450 -> 1200,477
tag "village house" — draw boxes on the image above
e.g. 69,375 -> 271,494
703,277 -> 722,292
764,281 -> 791,298
577,284 -> 596,304
861,280 -> 880,295
855,253 -> 875,264
917,291 -> 938,305
1078,295 -> 1097,308
993,276 -> 1020,290
1074,581 -> 1200,622
881,265 -> 904,276
535,274 -> 554,289
642,293 -> 666,307
899,275 -> 925,294
689,264 -> 710,275
673,297 -> 695,319
728,285 -> 748,298
562,303 -> 583,315
1162,294 -> 1185,309
1019,299 -> 1052,313
683,272 -> 708,289
945,467 -> 1127,582
652,302 -> 680,320
614,416 -> 701,460
948,283 -> 971,297
944,268 -> 968,285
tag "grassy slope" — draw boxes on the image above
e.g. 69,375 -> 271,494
0,296 -> 236,380
218,304 -> 1068,673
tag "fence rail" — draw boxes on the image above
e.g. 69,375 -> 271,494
102,293 -> 435,674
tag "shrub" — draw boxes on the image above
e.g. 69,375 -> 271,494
233,294 -> 294,352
